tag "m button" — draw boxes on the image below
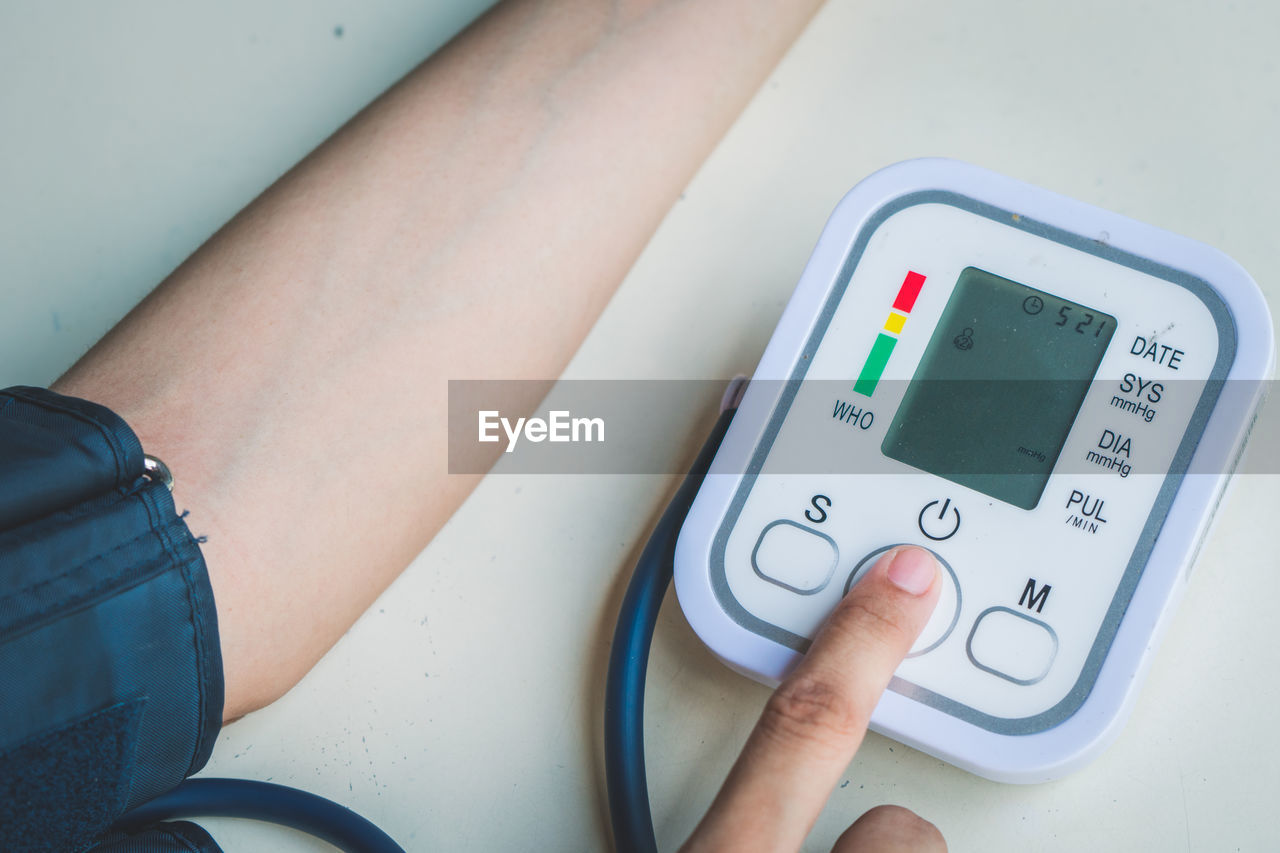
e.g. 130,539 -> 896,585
966,606 -> 1058,685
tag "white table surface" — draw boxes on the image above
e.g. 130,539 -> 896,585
4,2 -> 1278,850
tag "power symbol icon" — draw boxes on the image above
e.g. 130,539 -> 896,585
918,498 -> 961,541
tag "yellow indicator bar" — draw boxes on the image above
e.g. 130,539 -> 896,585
883,311 -> 907,335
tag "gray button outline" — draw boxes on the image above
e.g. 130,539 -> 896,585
750,519 -> 839,595
843,543 -> 962,658
966,605 -> 1060,686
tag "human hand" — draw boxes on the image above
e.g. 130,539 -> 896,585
682,546 -> 948,852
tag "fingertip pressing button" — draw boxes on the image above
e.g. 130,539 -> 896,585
844,545 -> 961,657
751,520 -> 839,595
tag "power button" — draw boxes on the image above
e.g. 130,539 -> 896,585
918,498 -> 961,541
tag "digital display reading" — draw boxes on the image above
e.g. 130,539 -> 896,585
882,267 -> 1116,509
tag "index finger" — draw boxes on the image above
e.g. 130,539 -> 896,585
683,546 -> 942,853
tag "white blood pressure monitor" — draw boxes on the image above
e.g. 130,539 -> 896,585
674,159 -> 1274,783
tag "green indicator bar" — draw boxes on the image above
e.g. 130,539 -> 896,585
854,333 -> 897,397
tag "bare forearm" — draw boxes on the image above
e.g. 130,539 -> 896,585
54,0 -> 823,720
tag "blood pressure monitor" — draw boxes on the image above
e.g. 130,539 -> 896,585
673,159 -> 1274,783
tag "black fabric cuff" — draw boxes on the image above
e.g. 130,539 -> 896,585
0,386 -> 224,852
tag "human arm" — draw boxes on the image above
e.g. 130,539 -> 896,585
51,0 -> 827,720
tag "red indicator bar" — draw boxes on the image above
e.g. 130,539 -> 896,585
891,271 -> 926,313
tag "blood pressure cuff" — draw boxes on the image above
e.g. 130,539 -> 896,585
0,386 -> 224,852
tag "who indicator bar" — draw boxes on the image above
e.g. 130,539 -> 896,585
853,270 -> 926,397
854,333 -> 897,396
892,270 -> 926,313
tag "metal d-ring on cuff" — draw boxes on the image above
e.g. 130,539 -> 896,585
143,454 -> 174,491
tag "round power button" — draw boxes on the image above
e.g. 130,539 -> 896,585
844,545 -> 962,658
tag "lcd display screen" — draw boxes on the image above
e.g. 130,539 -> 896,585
882,266 -> 1116,509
